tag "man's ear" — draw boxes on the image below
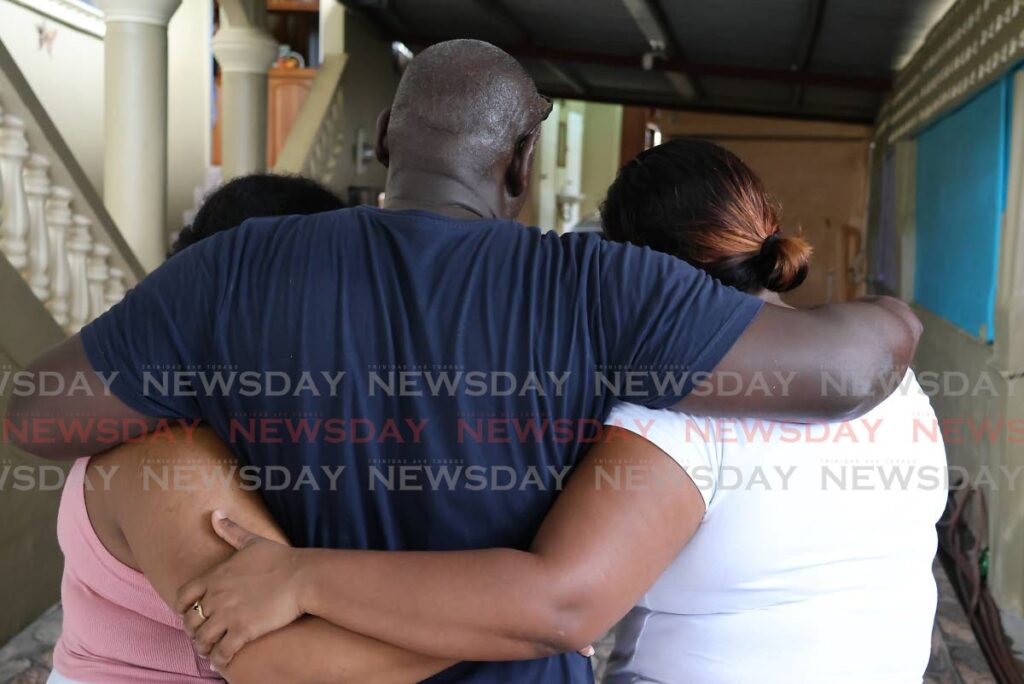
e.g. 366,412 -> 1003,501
374,108 -> 392,168
507,127 -> 541,199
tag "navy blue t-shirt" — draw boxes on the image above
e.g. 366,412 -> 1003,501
81,206 -> 761,683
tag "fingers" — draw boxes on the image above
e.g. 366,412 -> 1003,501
209,630 -> 249,669
185,600 -> 249,668
579,645 -> 595,657
211,510 -> 260,550
193,616 -> 228,656
175,578 -> 207,615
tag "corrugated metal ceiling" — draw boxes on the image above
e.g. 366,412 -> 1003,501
342,0 -> 955,122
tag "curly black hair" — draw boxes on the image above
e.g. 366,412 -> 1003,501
171,174 -> 345,256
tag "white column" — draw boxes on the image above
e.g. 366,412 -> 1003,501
0,114 -> 30,270
96,0 -> 181,272
212,20 -> 277,179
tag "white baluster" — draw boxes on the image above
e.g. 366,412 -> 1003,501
105,266 -> 126,310
0,114 -> 30,269
44,186 -> 72,327
87,242 -> 111,320
0,105 -> 3,237
23,154 -> 52,300
67,214 -> 94,334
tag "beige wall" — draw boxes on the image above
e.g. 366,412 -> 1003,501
653,110 -> 872,307
328,10 -> 400,199
0,258 -> 67,644
0,0 -> 105,193
166,0 -> 213,240
579,102 -> 622,221
0,0 -> 213,247
520,99 -> 624,230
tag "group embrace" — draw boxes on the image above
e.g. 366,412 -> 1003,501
7,39 -> 943,684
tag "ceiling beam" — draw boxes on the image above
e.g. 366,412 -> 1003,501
619,0 -> 703,100
535,85 -> 876,124
467,0 -> 531,42
465,0 -> 592,97
339,0 -> 411,38
792,0 -> 829,107
393,35 -> 891,91
544,62 -> 588,96
621,0 -> 672,52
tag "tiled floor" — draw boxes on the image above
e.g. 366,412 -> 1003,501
0,562 -> 1008,684
0,604 -> 59,684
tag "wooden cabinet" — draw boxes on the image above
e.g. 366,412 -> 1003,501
267,67 -> 315,168
267,0 -> 318,11
210,68 -> 316,169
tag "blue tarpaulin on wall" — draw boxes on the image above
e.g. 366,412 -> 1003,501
915,79 -> 1008,341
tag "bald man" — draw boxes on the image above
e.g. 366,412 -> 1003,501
11,40 -> 919,683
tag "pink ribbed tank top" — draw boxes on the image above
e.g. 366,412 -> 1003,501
52,458 -> 219,682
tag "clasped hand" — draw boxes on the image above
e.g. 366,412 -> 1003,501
176,511 -> 306,669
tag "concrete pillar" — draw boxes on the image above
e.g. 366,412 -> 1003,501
96,0 -> 181,272
212,20 -> 277,180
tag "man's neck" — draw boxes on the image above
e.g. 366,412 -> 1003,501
382,167 -> 505,220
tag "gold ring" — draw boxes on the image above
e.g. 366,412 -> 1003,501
191,600 -> 207,621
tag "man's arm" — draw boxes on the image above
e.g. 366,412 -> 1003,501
94,429 -> 453,683
592,238 -> 921,422
6,335 -> 158,459
176,427 -> 704,665
678,296 -> 922,422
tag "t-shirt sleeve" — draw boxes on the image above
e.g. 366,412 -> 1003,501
590,237 -> 764,408
605,401 -> 719,512
80,236 -> 226,419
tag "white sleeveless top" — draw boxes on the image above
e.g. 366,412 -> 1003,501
602,371 -> 946,684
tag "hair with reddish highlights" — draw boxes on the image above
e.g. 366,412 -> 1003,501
601,138 -> 812,293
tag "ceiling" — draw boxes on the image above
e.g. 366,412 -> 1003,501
341,0 -> 957,123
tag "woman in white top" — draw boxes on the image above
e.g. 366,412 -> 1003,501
596,139 -> 947,683
168,140 -> 944,684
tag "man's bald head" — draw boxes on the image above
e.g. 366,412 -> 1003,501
383,39 -> 552,174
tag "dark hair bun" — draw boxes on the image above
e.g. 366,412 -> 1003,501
756,234 -> 812,292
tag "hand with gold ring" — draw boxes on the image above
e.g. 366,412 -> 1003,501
176,511 -> 305,669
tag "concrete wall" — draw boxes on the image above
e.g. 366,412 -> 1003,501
650,110 -> 873,307
911,305 -> 1024,616
0,258 -> 67,645
0,0 -> 105,193
895,76 -> 1024,614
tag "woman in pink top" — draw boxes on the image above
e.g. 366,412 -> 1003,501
49,176 -> 447,683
